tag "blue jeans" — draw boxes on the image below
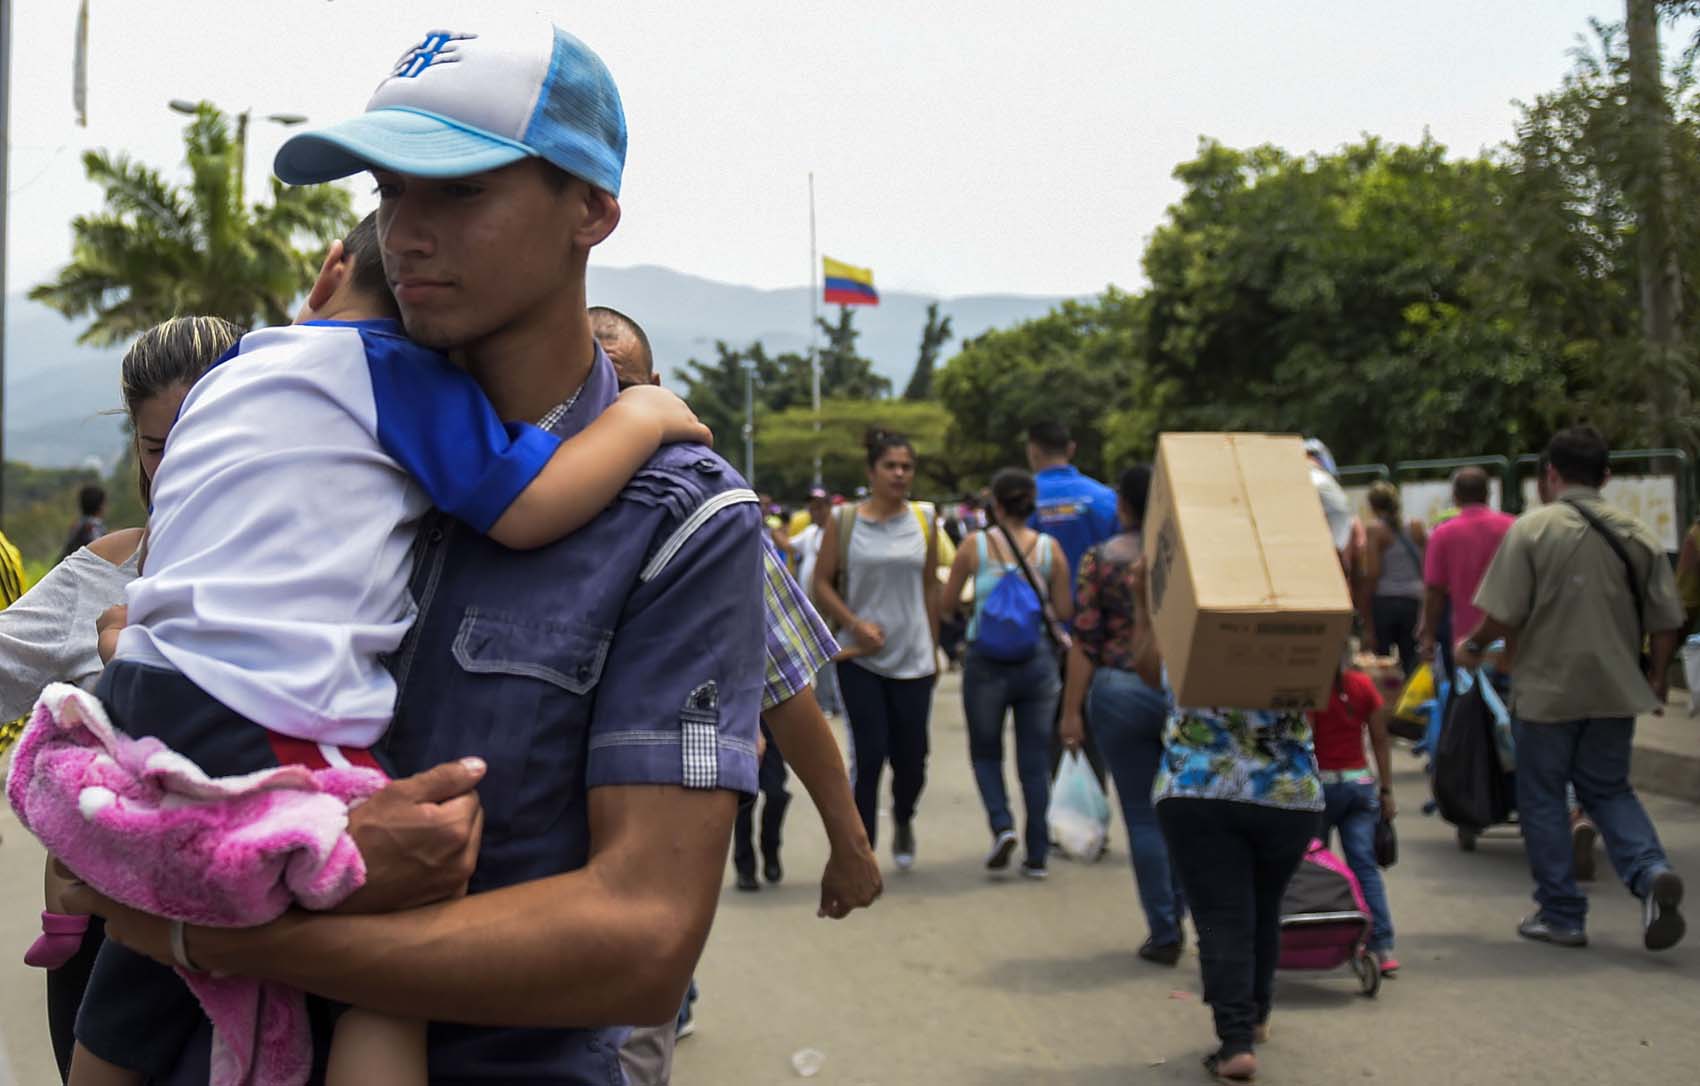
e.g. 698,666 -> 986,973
1089,667 -> 1185,946
1514,717 -> 1671,930
962,647 -> 1060,865
1321,780 -> 1395,951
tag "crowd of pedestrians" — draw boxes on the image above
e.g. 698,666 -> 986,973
0,19 -> 1691,1086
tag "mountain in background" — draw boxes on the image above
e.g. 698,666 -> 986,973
2,265 -> 1079,467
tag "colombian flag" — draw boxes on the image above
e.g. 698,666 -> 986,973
823,257 -> 879,306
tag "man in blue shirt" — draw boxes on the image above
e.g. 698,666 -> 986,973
66,24 -> 765,1085
1027,421 -> 1120,587
1027,421 -> 1116,785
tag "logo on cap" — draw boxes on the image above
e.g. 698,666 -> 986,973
392,31 -> 476,79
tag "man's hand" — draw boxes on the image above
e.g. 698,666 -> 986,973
337,758 -> 487,914
1453,639 -> 1484,672
57,865 -> 177,969
1649,668 -> 1671,713
818,841 -> 882,919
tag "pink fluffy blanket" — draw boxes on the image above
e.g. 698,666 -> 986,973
6,683 -> 387,1086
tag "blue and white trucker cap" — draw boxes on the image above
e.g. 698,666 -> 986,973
275,24 -> 626,195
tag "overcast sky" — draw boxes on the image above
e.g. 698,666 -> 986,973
4,1 -> 1649,300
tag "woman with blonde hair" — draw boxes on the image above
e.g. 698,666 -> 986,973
0,316 -> 245,1082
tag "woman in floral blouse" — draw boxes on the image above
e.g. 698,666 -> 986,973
1156,674 -> 1322,1083
1061,466 -> 1187,965
1075,497 -> 1322,1084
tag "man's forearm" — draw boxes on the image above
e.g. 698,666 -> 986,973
1463,616 -> 1514,648
1419,586 -> 1447,644
764,688 -> 865,848
1650,629 -> 1680,679
195,790 -> 737,1029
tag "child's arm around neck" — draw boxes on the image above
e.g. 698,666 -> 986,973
487,385 -> 712,550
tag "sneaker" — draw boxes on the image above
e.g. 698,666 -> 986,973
1377,952 -> 1400,977
1571,818 -> 1598,882
763,857 -> 784,885
675,1004 -> 696,1041
985,829 -> 1018,871
1137,938 -> 1182,966
1517,912 -> 1587,948
1020,861 -> 1048,880
893,823 -> 916,871
1643,869 -> 1686,952
735,871 -> 760,892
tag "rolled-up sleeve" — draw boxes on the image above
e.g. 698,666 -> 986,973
1644,539 -> 1687,634
760,538 -> 839,711
1473,522 -> 1534,629
587,498 -> 765,796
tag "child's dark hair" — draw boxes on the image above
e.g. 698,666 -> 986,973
989,467 -> 1037,520
341,213 -> 395,310
1119,464 -> 1152,528
865,428 -> 916,467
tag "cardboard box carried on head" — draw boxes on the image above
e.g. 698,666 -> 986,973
1144,432 -> 1354,711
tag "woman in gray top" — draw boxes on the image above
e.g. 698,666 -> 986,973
1,316 -> 243,1082
1363,481 -> 1427,673
813,429 -> 941,870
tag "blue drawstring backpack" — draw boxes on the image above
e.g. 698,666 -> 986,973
975,534 -> 1048,662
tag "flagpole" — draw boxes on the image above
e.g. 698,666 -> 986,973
809,171 -> 821,488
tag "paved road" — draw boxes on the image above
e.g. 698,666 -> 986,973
4,672 -> 1699,1084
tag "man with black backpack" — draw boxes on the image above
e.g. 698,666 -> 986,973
1458,426 -> 1687,952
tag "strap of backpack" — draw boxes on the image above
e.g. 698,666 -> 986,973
1561,497 -> 1646,645
1390,520 -> 1422,568
832,503 -> 859,606
994,521 -> 1066,652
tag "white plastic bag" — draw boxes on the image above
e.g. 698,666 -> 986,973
1683,636 -> 1700,716
1048,750 -> 1111,861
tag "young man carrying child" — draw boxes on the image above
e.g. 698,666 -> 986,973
31,208 -> 710,1086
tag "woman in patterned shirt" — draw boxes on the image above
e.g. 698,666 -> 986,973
1112,555 -> 1323,1083
1061,465 -> 1188,965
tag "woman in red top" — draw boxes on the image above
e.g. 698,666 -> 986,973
1312,651 -> 1400,974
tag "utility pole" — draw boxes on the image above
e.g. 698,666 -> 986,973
1627,0 -> 1686,441
0,0 -> 12,529
742,357 -> 756,486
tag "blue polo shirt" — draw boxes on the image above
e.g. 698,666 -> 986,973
1032,464 -> 1119,591
151,347 -> 765,1085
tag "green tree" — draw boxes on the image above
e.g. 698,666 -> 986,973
753,398 -> 955,499
934,290 -> 1142,485
816,306 -> 892,401
31,103 -> 356,345
903,302 -> 954,401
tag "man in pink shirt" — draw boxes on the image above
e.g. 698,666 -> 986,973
1419,467 -> 1514,662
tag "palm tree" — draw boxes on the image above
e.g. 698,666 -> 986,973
31,103 -> 356,345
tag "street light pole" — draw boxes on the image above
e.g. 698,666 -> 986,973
0,0 -> 12,528
742,357 -> 756,486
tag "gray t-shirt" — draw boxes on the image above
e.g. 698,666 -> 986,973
0,543 -> 140,719
844,504 -> 937,680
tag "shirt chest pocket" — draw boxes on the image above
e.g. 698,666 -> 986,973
452,609 -> 613,835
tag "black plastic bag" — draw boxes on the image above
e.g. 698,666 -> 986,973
1374,817 -> 1398,868
1432,674 -> 1513,831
